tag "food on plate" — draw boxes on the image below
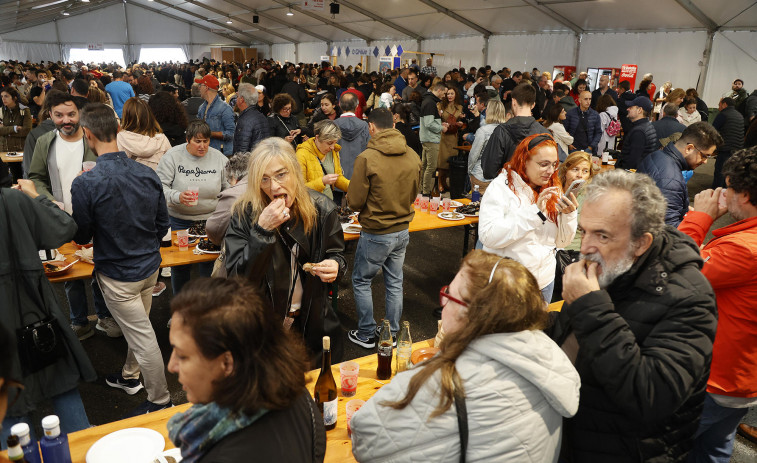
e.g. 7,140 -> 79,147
43,263 -> 61,273
337,206 -> 354,223
197,237 -> 221,252
456,201 -> 480,216
188,221 -> 206,236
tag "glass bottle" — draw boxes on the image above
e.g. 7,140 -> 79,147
395,321 -> 412,373
376,319 -> 393,380
9,423 -> 41,463
6,435 -> 28,462
314,336 -> 338,431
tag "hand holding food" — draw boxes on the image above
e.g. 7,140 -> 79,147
258,197 -> 290,231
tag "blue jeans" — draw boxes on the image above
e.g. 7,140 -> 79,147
688,393 -> 749,463
352,229 -> 410,338
169,216 -> 214,295
0,388 -> 90,449
65,277 -> 111,326
541,280 -> 555,303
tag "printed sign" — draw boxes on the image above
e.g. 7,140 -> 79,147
87,43 -> 104,51
301,0 -> 324,10
619,64 -> 638,91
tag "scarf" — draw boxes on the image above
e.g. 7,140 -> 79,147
167,402 -> 268,463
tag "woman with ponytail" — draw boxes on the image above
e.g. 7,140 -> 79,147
478,133 -> 579,302
350,250 -> 580,462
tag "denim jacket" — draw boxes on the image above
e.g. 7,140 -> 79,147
71,151 -> 169,282
197,95 -> 236,156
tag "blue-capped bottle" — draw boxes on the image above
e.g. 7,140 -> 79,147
471,185 -> 480,202
39,415 -> 72,463
9,423 -> 41,463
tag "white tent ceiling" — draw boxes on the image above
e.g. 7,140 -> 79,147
0,0 -> 754,44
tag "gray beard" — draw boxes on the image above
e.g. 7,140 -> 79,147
581,248 -> 635,289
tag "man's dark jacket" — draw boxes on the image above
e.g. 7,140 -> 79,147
480,116 -> 548,180
618,118 -> 658,170
652,116 -> 686,144
547,227 -> 717,462
564,106 -> 602,154
591,87 -> 619,110
233,106 -> 272,153
712,106 -> 745,152
636,143 -> 690,226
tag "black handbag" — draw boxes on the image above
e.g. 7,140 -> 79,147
1,189 -> 67,377
553,249 -> 581,303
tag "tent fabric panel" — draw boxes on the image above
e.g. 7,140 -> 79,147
126,2 -> 191,44
488,33 -> 576,75
422,36 -> 486,72
703,31 -> 757,106
690,0 -> 756,27
57,3 -> 127,44
463,6 -> 572,35
1,21 -> 57,43
0,41 -> 62,62
549,0 -> 701,31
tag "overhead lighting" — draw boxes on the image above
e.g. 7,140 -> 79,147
286,7 -> 293,16
62,10 -> 70,15
81,0 -> 90,3
226,18 -> 232,23
31,0 -> 67,9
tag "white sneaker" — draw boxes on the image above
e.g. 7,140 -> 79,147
161,267 -> 171,278
152,281 -> 166,297
96,317 -> 123,338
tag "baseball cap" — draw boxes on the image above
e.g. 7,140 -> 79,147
626,96 -> 653,113
195,74 -> 219,90
255,85 -> 266,93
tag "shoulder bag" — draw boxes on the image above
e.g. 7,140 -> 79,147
453,383 -> 468,463
1,189 -> 67,377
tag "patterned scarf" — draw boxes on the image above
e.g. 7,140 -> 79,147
167,402 -> 268,463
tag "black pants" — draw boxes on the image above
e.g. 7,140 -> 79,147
712,150 -> 732,189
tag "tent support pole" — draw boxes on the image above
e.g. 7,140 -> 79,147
294,42 -> 299,64
54,18 -> 63,62
573,33 -> 582,70
483,35 -> 490,67
697,31 -> 715,97
122,0 -> 131,64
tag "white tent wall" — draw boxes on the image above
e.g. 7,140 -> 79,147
271,43 -> 296,64
421,36 -> 485,73
578,31 -> 708,100
298,42 -> 328,63
703,31 -> 757,107
487,34 -> 576,75
0,42 -> 63,63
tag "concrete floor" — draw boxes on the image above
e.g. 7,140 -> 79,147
25,158 -> 756,461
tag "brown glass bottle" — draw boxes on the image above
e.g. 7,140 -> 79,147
376,319 -> 393,380
314,336 -> 338,430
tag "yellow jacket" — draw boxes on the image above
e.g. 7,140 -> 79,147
296,138 -> 351,193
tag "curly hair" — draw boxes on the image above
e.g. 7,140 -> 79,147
722,146 -> 757,206
147,91 -> 188,129
271,93 -> 295,114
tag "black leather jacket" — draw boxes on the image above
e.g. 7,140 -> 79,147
225,190 -> 346,365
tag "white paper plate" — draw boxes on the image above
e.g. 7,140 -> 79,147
153,447 -> 183,463
343,223 -> 362,234
86,428 -> 165,463
449,200 -> 463,208
437,212 -> 465,221
195,244 -> 221,254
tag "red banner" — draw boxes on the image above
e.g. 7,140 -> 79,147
619,64 -> 638,92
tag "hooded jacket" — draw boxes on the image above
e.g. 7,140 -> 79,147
334,114 -> 370,180
116,130 -> 172,170
637,143 -> 691,226
295,138 -> 350,195
419,92 -> 442,144
347,128 -> 421,235
547,227 -> 717,462
350,331 -> 581,462
480,116 -> 549,180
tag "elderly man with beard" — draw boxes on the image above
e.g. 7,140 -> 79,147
547,169 -> 717,462
28,91 -> 121,341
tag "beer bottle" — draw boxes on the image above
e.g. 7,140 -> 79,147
395,321 -> 412,373
376,319 -> 393,380
6,435 -> 29,463
314,336 -> 338,431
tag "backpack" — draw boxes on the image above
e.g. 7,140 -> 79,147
606,116 -> 621,137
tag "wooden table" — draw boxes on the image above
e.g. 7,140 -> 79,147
344,199 -> 478,242
454,145 -> 471,152
1,151 -> 23,163
48,231 -> 218,284
40,339 -> 437,463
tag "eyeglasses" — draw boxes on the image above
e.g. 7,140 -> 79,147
439,285 -> 468,308
261,170 -> 290,188
281,106 -> 292,112
689,144 -> 716,160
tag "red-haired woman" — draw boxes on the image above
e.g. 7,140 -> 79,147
478,133 -> 578,302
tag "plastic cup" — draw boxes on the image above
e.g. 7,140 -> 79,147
591,156 -> 601,167
414,193 -> 422,210
177,229 -> 189,251
420,197 -> 429,213
187,186 -> 200,206
602,151 -> 609,164
430,197 -> 440,213
442,197 -> 451,212
82,161 -> 96,172
346,399 -> 365,437
340,361 -> 359,397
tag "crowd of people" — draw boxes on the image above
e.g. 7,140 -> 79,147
1,56 -> 757,463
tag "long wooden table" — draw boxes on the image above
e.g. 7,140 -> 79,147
1,151 -> 24,163
48,231 -> 218,284
40,338 -> 437,463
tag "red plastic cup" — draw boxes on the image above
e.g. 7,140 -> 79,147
340,361 -> 359,397
177,230 -> 189,251
346,399 -> 365,437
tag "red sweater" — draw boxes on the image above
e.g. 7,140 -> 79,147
679,211 -> 757,397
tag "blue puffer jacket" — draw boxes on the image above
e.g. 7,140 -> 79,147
233,106 -> 271,153
636,142 -> 690,226
197,95 -> 236,156
564,107 -> 602,154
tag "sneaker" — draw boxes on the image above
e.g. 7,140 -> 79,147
347,330 -> 377,349
161,267 -> 171,278
105,373 -> 144,395
152,281 -> 166,297
374,326 -> 397,347
123,400 -> 173,418
71,323 -> 94,341
96,317 -> 123,338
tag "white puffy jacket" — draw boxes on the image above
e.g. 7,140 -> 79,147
479,171 -> 577,289
350,332 -> 581,463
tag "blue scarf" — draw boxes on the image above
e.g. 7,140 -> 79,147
167,402 -> 268,463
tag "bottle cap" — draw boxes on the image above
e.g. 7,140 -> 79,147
322,336 -> 330,350
41,415 -> 60,429
10,422 -> 30,437
6,435 -> 19,447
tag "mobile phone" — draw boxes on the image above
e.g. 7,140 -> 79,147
718,189 -> 727,209
563,179 -> 585,198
